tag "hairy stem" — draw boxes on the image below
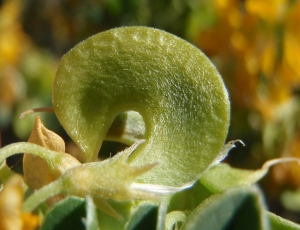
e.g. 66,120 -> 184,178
0,142 -> 62,167
22,179 -> 62,212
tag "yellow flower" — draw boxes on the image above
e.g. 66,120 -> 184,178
281,1 -> 300,83
0,0 -> 29,70
196,0 -> 300,121
0,175 -> 40,230
245,0 -> 287,23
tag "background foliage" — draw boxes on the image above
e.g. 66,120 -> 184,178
0,0 -> 300,225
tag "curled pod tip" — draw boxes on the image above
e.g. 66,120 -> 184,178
52,26 -> 230,187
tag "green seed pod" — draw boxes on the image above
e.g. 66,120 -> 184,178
52,27 -> 230,187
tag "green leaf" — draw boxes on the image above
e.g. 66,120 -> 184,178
41,196 -> 100,230
200,158 -> 300,194
125,203 -> 158,230
52,26 -> 230,186
129,205 -> 158,230
41,196 -> 86,230
180,187 -> 270,230
94,200 -> 159,230
267,211 -> 300,230
200,163 -> 262,193
167,180 -> 213,212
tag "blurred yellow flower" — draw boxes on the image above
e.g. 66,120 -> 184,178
195,0 -> 300,191
0,0 -> 29,116
245,0 -> 287,22
0,175 -> 40,230
197,0 -> 300,121
0,0 -> 29,70
282,1 -> 300,83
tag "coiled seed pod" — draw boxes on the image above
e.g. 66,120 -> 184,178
52,27 -> 230,187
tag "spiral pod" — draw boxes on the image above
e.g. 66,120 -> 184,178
52,27 -> 230,187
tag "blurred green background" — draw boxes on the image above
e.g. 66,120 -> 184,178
1,0 -> 300,224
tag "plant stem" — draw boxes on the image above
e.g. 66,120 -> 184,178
0,142 -> 60,164
22,179 -> 62,212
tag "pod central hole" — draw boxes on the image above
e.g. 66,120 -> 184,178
99,110 -> 145,160
98,141 -> 129,160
